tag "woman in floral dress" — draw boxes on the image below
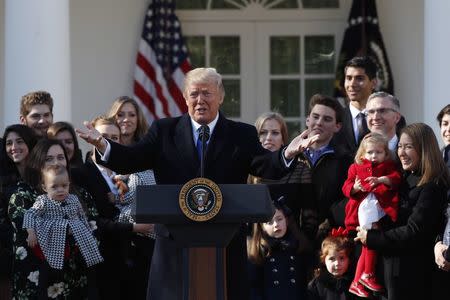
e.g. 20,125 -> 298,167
0,125 -> 37,299
8,139 -> 99,299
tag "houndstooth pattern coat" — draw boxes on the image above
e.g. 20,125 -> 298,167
23,193 -> 103,269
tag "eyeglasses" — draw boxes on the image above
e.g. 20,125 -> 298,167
365,108 -> 398,116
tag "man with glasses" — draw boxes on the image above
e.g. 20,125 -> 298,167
365,91 -> 402,151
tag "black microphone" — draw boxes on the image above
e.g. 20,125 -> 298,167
198,125 -> 210,142
198,125 -> 210,177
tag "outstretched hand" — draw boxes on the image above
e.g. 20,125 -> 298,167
284,129 -> 320,160
75,121 -> 107,153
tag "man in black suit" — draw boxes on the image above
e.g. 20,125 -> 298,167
77,67 -> 308,300
333,56 -> 377,156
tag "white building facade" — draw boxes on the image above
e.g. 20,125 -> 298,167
0,0 -> 448,150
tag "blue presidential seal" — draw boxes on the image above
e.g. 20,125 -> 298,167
179,178 -> 223,222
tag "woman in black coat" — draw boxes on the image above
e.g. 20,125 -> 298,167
356,123 -> 450,300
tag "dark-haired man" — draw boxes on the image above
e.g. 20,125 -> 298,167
293,94 -> 352,236
333,56 -> 377,156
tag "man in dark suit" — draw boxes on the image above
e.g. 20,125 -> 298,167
77,68 -> 308,300
333,56 -> 377,156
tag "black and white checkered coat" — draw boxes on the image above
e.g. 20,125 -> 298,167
23,193 -> 103,269
115,170 -> 156,224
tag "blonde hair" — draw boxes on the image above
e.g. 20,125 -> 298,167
90,115 -> 119,130
183,68 -> 225,100
400,123 -> 450,187
354,132 -> 392,164
254,112 -> 289,145
106,96 -> 149,142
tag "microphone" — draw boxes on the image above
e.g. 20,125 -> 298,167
198,125 -> 210,178
198,125 -> 210,142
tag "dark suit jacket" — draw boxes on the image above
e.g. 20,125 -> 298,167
333,105 -> 358,156
97,113 -> 292,300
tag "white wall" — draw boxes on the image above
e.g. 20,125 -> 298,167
2,0 -> 428,148
70,0 -> 148,153
377,0 -> 424,124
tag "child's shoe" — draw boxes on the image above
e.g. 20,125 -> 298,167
349,281 -> 369,298
359,273 -> 384,292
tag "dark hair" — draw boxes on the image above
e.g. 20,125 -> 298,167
400,123 -> 450,187
24,139 -> 69,191
47,121 -> 83,167
1,125 -> 38,183
437,104 -> 450,126
344,56 -> 377,80
308,94 -> 344,124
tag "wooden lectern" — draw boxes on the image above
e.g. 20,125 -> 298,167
135,183 -> 274,300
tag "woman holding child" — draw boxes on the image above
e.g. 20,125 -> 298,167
8,139 -> 100,299
355,123 -> 450,300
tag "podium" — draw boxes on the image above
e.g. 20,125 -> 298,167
135,183 -> 274,300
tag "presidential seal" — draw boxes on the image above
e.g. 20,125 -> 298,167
179,178 -> 223,222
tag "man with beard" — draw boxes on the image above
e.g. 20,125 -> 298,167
19,90 -> 54,138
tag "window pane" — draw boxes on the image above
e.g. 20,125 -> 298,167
305,35 -> 335,74
270,36 -> 300,74
302,0 -> 339,8
304,79 -> 334,113
175,0 -> 207,9
287,121 -> 301,142
185,36 -> 205,68
210,36 -> 240,74
221,80 -> 240,117
271,80 -> 300,117
211,0 -> 240,9
269,0 -> 298,9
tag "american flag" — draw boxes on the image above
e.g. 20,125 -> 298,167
133,0 -> 191,123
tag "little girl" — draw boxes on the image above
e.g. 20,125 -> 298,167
307,227 -> 354,300
247,197 -> 308,300
23,165 -> 103,289
342,133 -> 401,297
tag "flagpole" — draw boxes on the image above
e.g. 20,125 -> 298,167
361,0 -> 367,55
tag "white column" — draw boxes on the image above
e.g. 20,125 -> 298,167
4,0 -> 71,127
424,0 -> 450,145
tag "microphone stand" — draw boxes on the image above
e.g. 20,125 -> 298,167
199,125 -> 209,178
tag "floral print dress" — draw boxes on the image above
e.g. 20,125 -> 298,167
8,181 -> 99,299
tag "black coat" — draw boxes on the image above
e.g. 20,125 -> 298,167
248,233 -> 308,300
74,158 -> 134,300
366,173 -> 447,300
98,113 -> 292,300
298,147 -> 352,229
307,268 -> 355,300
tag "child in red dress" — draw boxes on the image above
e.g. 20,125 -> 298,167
342,133 -> 401,298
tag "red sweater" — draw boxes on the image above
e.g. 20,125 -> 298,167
342,159 -> 401,230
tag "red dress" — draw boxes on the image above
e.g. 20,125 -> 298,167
342,159 -> 401,231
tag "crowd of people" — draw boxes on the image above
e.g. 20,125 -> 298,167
0,57 -> 449,300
